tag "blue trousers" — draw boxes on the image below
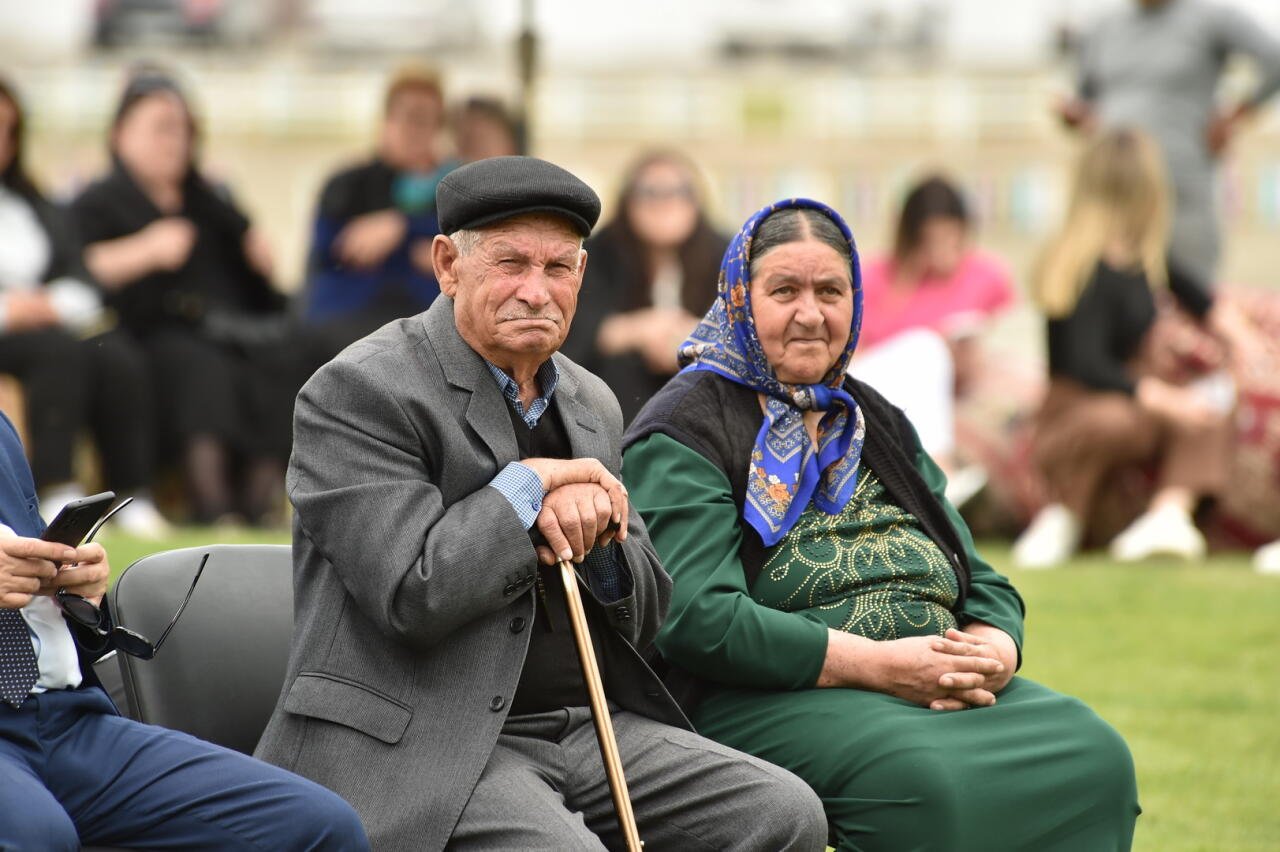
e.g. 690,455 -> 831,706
0,686 -> 368,851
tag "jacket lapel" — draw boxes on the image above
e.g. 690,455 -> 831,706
421,299 -> 519,466
553,361 -> 611,465
420,299 -> 608,467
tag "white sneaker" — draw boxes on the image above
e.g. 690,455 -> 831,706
1109,506 -> 1206,562
112,496 -> 173,539
945,465 -> 988,510
1012,504 -> 1081,569
1254,540 -> 1280,575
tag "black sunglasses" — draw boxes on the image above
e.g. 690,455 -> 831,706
58,550 -> 210,661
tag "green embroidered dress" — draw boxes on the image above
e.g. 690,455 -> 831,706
625,431 -> 1139,852
754,470 -> 959,642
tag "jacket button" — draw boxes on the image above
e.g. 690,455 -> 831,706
613,605 -> 630,622
502,584 -> 514,596
489,695 -> 506,712
509,616 -> 526,633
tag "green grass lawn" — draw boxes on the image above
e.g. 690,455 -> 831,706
995,545 -> 1280,852
97,531 -> 1280,850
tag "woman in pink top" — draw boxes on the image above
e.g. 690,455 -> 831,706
852,176 -> 1015,506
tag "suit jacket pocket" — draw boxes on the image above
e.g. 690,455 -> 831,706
283,672 -> 413,745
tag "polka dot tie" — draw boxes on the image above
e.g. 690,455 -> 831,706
0,608 -> 39,708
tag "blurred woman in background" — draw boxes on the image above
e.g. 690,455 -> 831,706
71,69 -> 295,525
562,149 -> 728,423
0,76 -> 167,535
301,65 -> 450,347
453,96 -> 520,163
851,175 -> 1015,506
1014,128 -> 1258,568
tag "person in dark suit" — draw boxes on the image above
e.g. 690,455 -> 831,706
256,156 -> 827,851
0,411 -> 368,850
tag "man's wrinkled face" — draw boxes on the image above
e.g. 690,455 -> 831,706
436,214 -> 587,370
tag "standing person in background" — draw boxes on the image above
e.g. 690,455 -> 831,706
0,77 -> 168,535
1061,0 -> 1280,288
1014,130 -> 1259,568
562,150 -> 728,423
851,175 -> 1015,507
70,69 -> 297,526
301,65 -> 452,346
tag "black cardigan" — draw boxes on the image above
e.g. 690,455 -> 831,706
69,164 -> 284,334
1046,259 -> 1213,395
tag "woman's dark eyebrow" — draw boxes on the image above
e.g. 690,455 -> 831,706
764,272 -> 849,287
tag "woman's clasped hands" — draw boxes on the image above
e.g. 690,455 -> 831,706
820,623 -> 1018,712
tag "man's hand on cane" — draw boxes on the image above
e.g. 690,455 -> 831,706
522,458 -> 629,565
534,484 -> 623,565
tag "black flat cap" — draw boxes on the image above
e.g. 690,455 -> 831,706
436,156 -> 601,237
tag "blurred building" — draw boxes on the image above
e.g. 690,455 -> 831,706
3,0 -> 1279,292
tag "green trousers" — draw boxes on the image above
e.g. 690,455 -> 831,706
693,677 -> 1139,851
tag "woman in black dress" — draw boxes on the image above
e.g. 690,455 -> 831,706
71,70 -> 297,525
562,150 -> 728,423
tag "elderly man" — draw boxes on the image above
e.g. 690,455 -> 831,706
256,156 -> 827,850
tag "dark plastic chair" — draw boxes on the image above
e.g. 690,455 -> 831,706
81,544 -> 293,850
107,543 -> 294,755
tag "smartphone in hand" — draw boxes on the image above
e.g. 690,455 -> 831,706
42,492 -> 117,547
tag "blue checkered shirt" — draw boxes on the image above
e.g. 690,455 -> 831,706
484,359 -> 625,602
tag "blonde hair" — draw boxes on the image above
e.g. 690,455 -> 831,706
1033,129 -> 1171,317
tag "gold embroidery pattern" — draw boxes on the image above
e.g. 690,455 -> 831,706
755,470 -> 959,641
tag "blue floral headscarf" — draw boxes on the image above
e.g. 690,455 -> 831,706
678,198 -> 864,546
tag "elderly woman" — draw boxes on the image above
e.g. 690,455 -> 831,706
622,199 -> 1139,851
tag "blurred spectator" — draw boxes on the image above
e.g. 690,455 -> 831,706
1013,129 -> 1261,569
1060,0 -> 1280,287
850,175 -> 1014,506
454,96 -> 522,162
301,65 -> 451,347
70,69 -> 296,525
0,76 -> 168,536
562,150 -> 728,423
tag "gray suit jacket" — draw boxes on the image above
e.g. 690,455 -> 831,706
255,297 -> 689,851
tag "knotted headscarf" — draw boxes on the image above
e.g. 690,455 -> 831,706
678,198 -> 864,546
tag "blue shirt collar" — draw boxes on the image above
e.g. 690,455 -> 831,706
484,359 -> 560,429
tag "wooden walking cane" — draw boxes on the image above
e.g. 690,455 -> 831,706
556,557 -> 644,851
